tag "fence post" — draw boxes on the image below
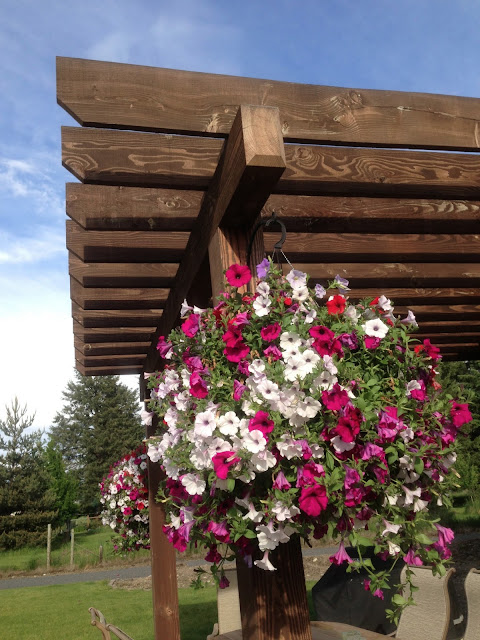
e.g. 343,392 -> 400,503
70,528 -> 75,569
99,545 -> 104,564
46,523 -> 51,572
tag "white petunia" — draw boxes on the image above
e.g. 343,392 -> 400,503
280,331 -> 302,350
362,318 -> 389,339
299,349 -> 320,374
296,396 -> 321,419
180,299 -> 193,317
141,409 -> 154,426
284,356 -> 308,381
381,520 -> 401,536
181,473 -> 206,496
250,450 -> 277,472
311,370 -> 337,391
256,281 -> 270,297
291,286 -> 309,302
174,391 -> 191,412
272,501 -> 300,521
242,502 -> 264,523
194,410 -> 217,437
277,436 -> 303,459
286,269 -> 307,290
242,430 -> 267,454
257,378 -> 281,403
253,295 -> 271,317
331,436 -> 355,453
254,550 -> 277,571
217,411 -> 241,436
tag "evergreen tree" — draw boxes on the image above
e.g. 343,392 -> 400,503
50,373 -> 144,513
0,398 -> 58,549
45,439 -> 77,525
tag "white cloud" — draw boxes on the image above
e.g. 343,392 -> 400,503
0,227 -> 65,265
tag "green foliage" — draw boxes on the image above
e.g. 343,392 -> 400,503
45,439 -> 78,525
0,398 -> 59,550
49,373 -> 144,514
440,360 -> 480,498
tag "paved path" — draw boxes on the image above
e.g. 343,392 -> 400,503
2,532 -> 478,590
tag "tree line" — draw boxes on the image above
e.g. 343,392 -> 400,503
0,373 -> 144,550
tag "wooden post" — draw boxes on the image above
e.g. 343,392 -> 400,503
207,106 -> 312,640
99,545 -> 104,564
46,523 -> 51,572
147,412 -> 181,640
70,528 -> 75,569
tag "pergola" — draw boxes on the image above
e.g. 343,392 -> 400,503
57,57 -> 480,640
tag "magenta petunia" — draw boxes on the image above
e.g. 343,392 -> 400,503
272,470 -> 291,490
329,540 -> 353,565
261,322 -> 282,342
450,401 -> 472,427
224,341 -> 250,363
182,313 -> 200,338
225,263 -> 252,288
248,411 -> 275,438
189,371 -> 208,398
233,379 -> 247,401
212,451 -> 241,479
298,484 -> 328,516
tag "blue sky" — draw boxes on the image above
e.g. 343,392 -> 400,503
1,0 -> 479,429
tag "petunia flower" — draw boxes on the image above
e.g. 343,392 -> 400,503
329,541 -> 353,565
254,550 -> 277,571
225,263 -> 252,288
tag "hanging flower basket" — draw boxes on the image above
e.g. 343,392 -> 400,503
145,260 -> 471,616
100,444 -> 150,553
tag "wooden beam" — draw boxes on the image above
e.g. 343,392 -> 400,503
144,104 -> 286,372
341,288 -> 480,305
69,254 -> 178,288
57,57 -> 480,151
75,349 -> 146,368
66,183 -> 202,230
66,220 -> 188,263
70,278 -> 169,310
66,184 -> 480,235
266,195 -> 480,234
72,302 -> 164,328
269,232 -> 480,262
73,320 -> 155,343
75,361 -> 143,376
62,127 -> 480,199
288,263 -> 480,287
74,337 -> 150,356
417,320 -> 480,333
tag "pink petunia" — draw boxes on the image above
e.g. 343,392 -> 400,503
272,470 -> 291,490
189,371 -> 208,398
233,379 -> 247,401
248,411 -> 275,438
298,484 -> 328,516
403,548 -> 423,566
261,322 -> 282,342
329,540 -> 353,565
212,451 -> 241,480
182,313 -> 200,338
225,264 -> 252,288
450,401 -> 472,427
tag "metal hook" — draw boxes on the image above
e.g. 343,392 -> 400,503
246,212 -> 287,267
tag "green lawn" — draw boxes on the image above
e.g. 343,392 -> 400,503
0,579 -> 317,640
0,525 -> 150,574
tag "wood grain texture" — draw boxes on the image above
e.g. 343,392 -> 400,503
72,302 -> 163,328
286,263 -> 480,287
266,195 -> 480,234
73,320 -> 156,343
66,220 -> 188,262
74,338 -> 150,355
62,127 -> 480,198
236,536 -> 312,640
75,361 -> 143,376
70,278 -> 169,310
75,349 -> 146,368
144,105 -> 285,371
67,184 -> 480,235
66,183 -> 202,230
69,254 -> 178,288
57,57 -> 480,150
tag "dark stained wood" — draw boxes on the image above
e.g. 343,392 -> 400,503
75,349 -> 146,368
418,320 -> 480,333
75,361 -> 143,376
62,127 -> 480,199
70,278 -> 169,310
398,304 -> 480,320
72,302 -> 163,328
144,105 -> 286,372
73,320 -> 156,343
415,333 -> 480,343
236,537 -> 312,640
66,220 -> 188,263
266,195 -> 480,234
66,183 -> 202,230
74,337 -> 150,356
57,57 -> 480,151
146,410 -> 181,640
268,232 -> 480,262
288,263 -> 480,287
341,287 -> 480,305
66,184 -> 480,235
62,126 -> 222,188
69,254 -> 178,288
